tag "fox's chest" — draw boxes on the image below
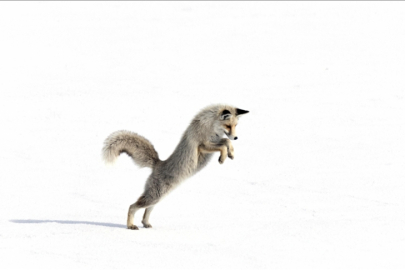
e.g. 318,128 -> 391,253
210,133 -> 222,144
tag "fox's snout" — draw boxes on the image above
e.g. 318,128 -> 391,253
223,125 -> 238,140
225,133 -> 238,140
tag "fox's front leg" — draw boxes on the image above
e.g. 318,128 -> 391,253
199,143 -> 229,164
220,138 -> 234,160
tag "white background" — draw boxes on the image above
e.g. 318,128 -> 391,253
1,2 -> 404,269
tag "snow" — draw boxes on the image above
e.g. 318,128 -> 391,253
1,2 -> 405,269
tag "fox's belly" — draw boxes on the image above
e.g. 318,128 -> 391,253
195,152 -> 213,173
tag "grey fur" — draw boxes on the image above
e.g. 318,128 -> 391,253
102,104 -> 248,230
102,130 -> 159,168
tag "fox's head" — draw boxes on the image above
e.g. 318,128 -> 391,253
219,108 -> 249,140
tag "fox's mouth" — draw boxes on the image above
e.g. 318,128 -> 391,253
224,131 -> 238,140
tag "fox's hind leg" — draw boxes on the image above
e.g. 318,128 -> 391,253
127,203 -> 141,230
142,206 -> 155,228
127,195 -> 156,230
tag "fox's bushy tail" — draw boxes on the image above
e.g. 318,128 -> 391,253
102,130 -> 160,168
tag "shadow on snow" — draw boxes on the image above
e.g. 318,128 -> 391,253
9,219 -> 126,229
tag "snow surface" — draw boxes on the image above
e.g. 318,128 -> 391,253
1,2 -> 405,269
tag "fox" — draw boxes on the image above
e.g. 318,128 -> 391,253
102,104 -> 249,230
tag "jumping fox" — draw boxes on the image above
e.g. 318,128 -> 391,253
102,104 -> 249,230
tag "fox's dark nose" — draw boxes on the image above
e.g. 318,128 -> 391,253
234,137 -> 238,140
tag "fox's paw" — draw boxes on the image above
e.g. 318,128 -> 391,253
142,222 -> 153,228
227,145 -> 234,160
127,225 -> 139,230
218,156 -> 226,164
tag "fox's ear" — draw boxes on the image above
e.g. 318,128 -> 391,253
220,109 -> 232,120
236,108 -> 249,116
